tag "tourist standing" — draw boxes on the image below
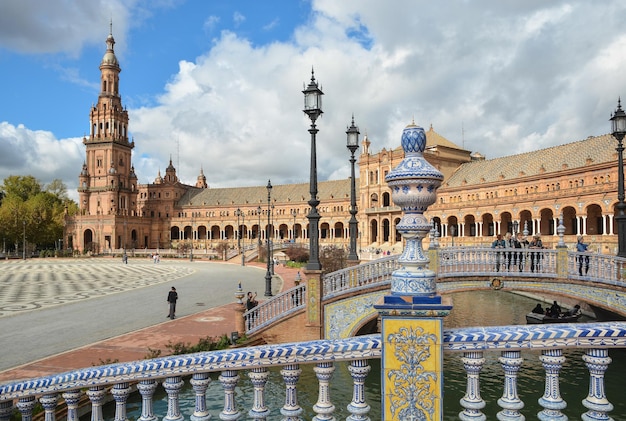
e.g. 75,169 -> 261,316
167,287 -> 178,319
529,235 -> 543,272
576,235 -> 590,276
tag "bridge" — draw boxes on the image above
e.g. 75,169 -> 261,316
243,246 -> 626,341
4,118 -> 626,419
2,252 -> 626,420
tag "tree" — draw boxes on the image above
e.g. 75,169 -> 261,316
1,175 -> 42,201
0,176 -> 76,253
215,241 -> 230,260
320,245 -> 347,276
45,179 -> 68,200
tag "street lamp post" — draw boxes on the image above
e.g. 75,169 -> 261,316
303,69 -> 324,271
236,208 -> 245,266
257,206 -> 262,248
271,204 -> 275,275
346,115 -> 360,262
189,217 -> 194,262
22,220 -> 26,260
291,209 -> 297,243
236,207 -> 241,254
265,180 -> 273,296
611,99 -> 626,257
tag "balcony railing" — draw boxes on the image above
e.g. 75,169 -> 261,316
1,322 -> 624,420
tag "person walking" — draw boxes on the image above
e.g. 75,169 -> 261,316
167,287 -> 178,319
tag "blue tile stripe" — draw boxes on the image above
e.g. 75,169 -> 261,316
3,322 -> 626,400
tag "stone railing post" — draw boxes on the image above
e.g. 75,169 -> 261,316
582,348 -> 614,420
555,214 -> 568,279
374,122 -> 451,420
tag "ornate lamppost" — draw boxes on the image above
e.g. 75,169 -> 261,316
346,115 -> 360,262
236,208 -> 245,266
291,209 -> 297,243
610,99 -> 626,257
257,206 -> 262,247
189,216 -> 194,262
302,69 -> 323,271
265,180 -> 273,296
22,220 -> 26,260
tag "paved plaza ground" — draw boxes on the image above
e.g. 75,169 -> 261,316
0,257 -> 299,381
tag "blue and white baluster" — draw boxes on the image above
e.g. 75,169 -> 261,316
16,396 -> 36,421
280,364 -> 303,420
459,351 -> 486,421
112,382 -> 130,421
62,390 -> 81,421
163,376 -> 185,421
39,394 -> 59,421
190,372 -> 212,421
313,362 -> 336,421
347,359 -> 371,421
219,370 -> 241,420
497,350 -> 524,421
538,349 -> 566,421
582,348 -> 614,421
86,386 -> 106,421
137,379 -> 158,421
0,401 -> 12,421
248,367 -> 271,420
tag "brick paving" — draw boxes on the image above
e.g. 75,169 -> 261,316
0,261 -> 301,384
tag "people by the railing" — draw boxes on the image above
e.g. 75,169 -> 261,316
514,232 -> 527,271
491,234 -> 506,271
504,232 -> 514,270
528,235 -> 544,272
246,291 -> 258,311
505,232 -> 524,271
167,287 -> 178,319
577,235 -> 590,276
531,303 -> 544,314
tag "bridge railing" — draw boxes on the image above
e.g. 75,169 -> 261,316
2,322 -> 624,420
244,283 -> 306,334
322,255 -> 400,300
568,251 -> 626,287
437,246 -> 559,278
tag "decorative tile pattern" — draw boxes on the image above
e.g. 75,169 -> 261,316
325,291 -> 386,339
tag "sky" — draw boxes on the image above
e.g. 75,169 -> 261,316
2,0 -> 626,201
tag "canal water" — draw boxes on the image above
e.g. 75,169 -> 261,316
92,291 -> 626,420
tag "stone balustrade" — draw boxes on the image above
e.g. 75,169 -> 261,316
1,322 -> 625,420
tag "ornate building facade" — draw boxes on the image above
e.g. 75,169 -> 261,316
64,30 -> 624,256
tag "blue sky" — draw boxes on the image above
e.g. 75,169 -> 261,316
2,0 -> 626,200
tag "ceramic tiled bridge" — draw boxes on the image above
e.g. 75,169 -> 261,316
2,247 -> 626,420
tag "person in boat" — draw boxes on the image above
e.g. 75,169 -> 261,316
532,303 -> 544,314
566,304 -> 582,317
548,301 -> 562,317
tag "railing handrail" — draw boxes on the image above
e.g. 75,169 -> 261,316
244,283 -> 307,334
2,321 -> 625,401
244,249 -> 626,335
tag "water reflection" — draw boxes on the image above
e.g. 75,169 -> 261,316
91,291 -> 625,420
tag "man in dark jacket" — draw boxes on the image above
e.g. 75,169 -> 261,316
167,287 -> 178,319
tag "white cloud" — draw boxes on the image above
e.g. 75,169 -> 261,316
0,123 -> 83,199
3,0 -> 626,197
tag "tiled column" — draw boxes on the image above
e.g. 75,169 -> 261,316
374,122 -> 451,420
